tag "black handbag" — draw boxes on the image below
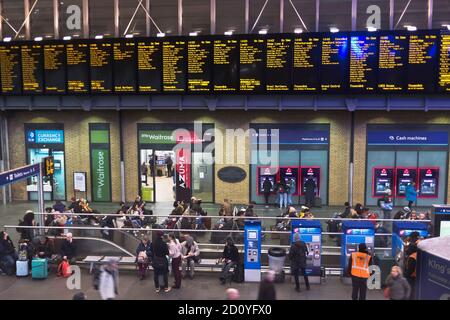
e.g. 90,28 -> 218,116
152,256 -> 167,269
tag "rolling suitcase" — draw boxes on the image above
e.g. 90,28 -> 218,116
16,260 -> 29,277
31,258 -> 48,279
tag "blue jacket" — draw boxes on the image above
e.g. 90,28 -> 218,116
405,185 -> 417,202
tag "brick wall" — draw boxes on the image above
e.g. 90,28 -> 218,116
353,111 -> 450,205
7,111 -> 121,202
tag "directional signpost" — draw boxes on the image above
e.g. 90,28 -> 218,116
0,162 -> 45,234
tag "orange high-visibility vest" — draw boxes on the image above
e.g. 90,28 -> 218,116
409,252 -> 417,278
351,252 -> 370,278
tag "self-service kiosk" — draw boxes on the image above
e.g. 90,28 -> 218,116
392,221 -> 429,268
280,166 -> 299,195
395,168 -> 418,197
291,220 -> 322,284
431,205 -> 450,237
257,166 -> 278,195
373,167 -> 394,197
341,221 -> 375,281
244,220 -> 261,282
418,168 -> 439,198
300,167 -> 320,196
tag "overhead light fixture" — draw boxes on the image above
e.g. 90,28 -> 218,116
125,34 -> 134,38
330,27 -> 339,33
63,36 -> 72,41
224,30 -> 234,36
34,36 -> 43,41
294,28 -> 303,34
3,37 -> 12,42
95,35 -> 103,39
367,27 -> 377,32
157,32 -> 165,37
405,25 -> 417,31
258,29 -> 268,35
442,24 -> 450,31
189,31 -> 199,36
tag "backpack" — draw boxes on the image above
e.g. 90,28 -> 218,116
92,266 -> 101,290
232,264 -> 244,283
57,260 -> 71,277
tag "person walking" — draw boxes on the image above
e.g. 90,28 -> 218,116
404,245 -> 418,300
262,177 -> 273,207
150,231 -> 171,293
405,182 -> 418,209
257,270 -> 277,300
348,243 -> 372,300
99,259 -> 119,300
289,233 -> 310,292
165,155 -> 173,177
384,266 -> 411,300
304,177 -> 316,208
168,233 -> 182,289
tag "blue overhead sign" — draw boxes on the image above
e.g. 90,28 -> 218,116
367,131 -> 448,146
0,164 -> 40,187
27,130 -> 64,144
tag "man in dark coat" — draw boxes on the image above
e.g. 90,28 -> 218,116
262,177 -> 273,206
289,233 -> 310,292
304,177 -> 316,207
257,270 -> 277,300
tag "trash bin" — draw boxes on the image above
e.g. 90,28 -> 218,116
268,247 -> 286,283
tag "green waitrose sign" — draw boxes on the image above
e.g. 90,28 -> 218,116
139,130 -> 175,144
91,148 -> 111,202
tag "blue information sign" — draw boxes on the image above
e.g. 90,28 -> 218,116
0,164 -> 40,187
26,130 -> 64,144
367,131 -> 448,146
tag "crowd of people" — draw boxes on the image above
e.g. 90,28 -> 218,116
261,177 -> 316,209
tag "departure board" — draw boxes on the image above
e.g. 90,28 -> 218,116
266,37 -> 292,91
137,40 -> 162,92
407,32 -> 438,93
378,33 -> 408,91
66,42 -> 90,93
439,33 -> 450,92
213,38 -> 239,92
0,44 -> 22,94
321,35 -> 349,92
293,35 -> 321,92
90,42 -> 113,93
113,41 -> 137,93
21,44 -> 44,93
349,35 -> 378,93
240,38 -> 265,92
188,39 -> 212,92
44,43 -> 66,94
162,40 -> 186,92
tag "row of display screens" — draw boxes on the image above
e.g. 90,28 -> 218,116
1,30 -> 450,95
372,167 -> 439,198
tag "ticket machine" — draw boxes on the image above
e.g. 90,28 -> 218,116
341,221 -> 375,279
431,205 -> 450,237
372,167 -> 394,197
279,166 -> 299,195
392,221 -> 429,268
418,167 -> 439,198
291,220 -> 322,284
257,166 -> 278,195
244,220 -> 261,282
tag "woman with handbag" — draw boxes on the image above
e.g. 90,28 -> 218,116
384,266 -> 411,300
135,235 -> 152,280
150,231 -> 171,293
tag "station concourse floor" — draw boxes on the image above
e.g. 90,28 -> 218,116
0,267 -> 384,300
0,201 -> 421,300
